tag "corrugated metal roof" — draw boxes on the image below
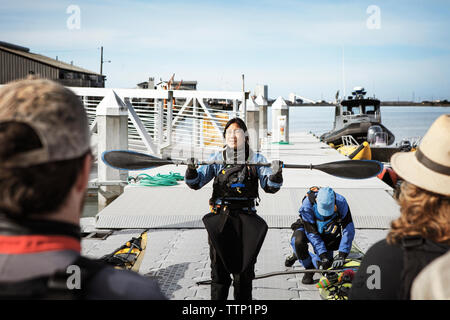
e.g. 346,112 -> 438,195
0,45 -> 102,76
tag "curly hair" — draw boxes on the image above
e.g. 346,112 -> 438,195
387,181 -> 450,245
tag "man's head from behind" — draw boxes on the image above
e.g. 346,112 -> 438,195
0,77 -> 92,224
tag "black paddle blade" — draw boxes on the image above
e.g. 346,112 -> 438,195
102,150 -> 172,170
313,160 -> 383,179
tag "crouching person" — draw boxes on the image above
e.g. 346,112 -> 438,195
285,186 -> 355,284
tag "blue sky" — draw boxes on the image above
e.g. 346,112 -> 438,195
1,0 -> 449,101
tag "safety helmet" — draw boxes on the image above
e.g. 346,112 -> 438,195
314,187 -> 336,217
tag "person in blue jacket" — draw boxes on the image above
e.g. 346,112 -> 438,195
185,117 -> 283,300
285,186 -> 355,284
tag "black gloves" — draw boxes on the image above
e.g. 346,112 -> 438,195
319,252 -> 348,270
290,218 -> 303,231
331,252 -> 347,269
269,160 -> 283,183
270,160 -> 283,174
319,253 -> 332,270
185,157 -> 198,180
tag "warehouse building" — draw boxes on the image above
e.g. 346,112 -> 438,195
0,41 -> 105,87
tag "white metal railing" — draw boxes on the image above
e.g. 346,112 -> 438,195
341,135 -> 359,146
69,87 -> 247,159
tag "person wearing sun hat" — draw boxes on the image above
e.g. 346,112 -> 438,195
350,114 -> 450,300
391,114 -> 450,195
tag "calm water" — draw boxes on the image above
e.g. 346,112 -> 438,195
268,106 -> 449,144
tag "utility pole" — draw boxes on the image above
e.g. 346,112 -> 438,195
100,46 -> 103,75
100,46 -> 111,75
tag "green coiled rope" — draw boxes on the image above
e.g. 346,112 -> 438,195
128,172 -> 184,187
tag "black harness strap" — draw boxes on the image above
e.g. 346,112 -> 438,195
399,236 -> 450,299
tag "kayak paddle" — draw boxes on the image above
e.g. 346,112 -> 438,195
196,268 -> 347,285
102,150 -> 382,179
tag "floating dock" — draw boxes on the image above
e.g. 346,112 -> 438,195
81,131 -> 399,300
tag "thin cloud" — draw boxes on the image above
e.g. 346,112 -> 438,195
1,0 -> 449,99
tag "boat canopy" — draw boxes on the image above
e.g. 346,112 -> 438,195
341,98 -> 380,107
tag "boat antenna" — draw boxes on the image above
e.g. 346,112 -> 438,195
342,45 -> 346,99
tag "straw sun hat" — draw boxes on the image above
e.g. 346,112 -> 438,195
391,114 -> 450,196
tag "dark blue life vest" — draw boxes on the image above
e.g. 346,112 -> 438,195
210,149 -> 260,205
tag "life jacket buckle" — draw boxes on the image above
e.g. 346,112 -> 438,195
401,236 -> 424,248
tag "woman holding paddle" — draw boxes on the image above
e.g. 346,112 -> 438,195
184,117 -> 283,300
101,119 -> 383,300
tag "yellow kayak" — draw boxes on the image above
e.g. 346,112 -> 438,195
338,141 -> 372,160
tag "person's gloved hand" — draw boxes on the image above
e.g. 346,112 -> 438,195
331,252 -> 347,269
290,218 -> 303,231
319,253 -> 332,270
186,157 -> 198,170
269,160 -> 283,183
185,157 -> 198,180
270,160 -> 283,174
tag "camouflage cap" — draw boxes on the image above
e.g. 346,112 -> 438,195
0,78 -> 90,168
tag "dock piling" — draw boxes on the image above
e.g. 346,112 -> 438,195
255,94 -> 268,141
271,96 -> 290,143
96,90 -> 129,212
242,96 -> 260,151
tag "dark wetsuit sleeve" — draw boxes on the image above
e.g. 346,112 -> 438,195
335,195 -> 355,254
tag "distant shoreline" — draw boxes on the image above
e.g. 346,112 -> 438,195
272,101 -> 450,107
380,102 -> 450,107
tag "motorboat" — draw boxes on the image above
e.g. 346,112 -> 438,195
320,87 -> 395,146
